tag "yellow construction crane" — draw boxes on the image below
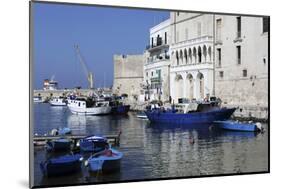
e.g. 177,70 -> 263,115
74,45 -> 94,89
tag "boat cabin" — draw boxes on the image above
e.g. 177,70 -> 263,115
69,98 -> 110,108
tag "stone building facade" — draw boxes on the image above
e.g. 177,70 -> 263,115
214,15 -> 269,119
113,54 -> 145,100
143,19 -> 171,102
169,13 -> 215,103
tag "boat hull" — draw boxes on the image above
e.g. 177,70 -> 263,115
145,108 -> 236,124
49,101 -> 67,106
68,106 -> 112,115
87,149 -> 122,173
46,139 -> 71,152
40,154 -> 82,177
214,121 -> 259,132
111,105 -> 130,114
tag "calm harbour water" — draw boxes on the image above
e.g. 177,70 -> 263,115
33,103 -> 268,187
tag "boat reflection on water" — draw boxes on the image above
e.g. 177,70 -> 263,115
146,122 -> 215,137
145,121 -> 261,143
67,115 -> 87,135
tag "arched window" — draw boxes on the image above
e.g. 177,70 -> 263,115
179,50 -> 183,65
208,46 -> 212,61
184,49 -> 188,64
198,46 -> 202,63
188,48 -> 192,63
176,51 -> 179,65
203,45 -> 207,62
193,47 -> 197,63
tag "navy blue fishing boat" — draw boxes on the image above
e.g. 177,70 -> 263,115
46,138 -> 72,152
145,102 -> 236,124
40,154 -> 83,177
79,135 -> 108,152
110,100 -> 130,114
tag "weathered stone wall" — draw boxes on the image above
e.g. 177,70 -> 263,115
33,89 -> 97,101
170,12 -> 213,44
214,15 -> 268,120
113,54 -> 145,100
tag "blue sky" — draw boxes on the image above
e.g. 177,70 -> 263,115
33,2 -> 169,89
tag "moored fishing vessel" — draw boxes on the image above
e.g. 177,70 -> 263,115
46,138 -> 72,152
33,96 -> 43,103
79,135 -> 108,152
110,100 -> 130,114
67,98 -> 111,115
49,97 -> 67,106
145,101 -> 236,124
40,154 -> 83,177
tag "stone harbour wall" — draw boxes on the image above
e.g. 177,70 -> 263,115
113,54 -> 145,100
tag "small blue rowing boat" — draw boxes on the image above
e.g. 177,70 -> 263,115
58,127 -> 72,135
49,127 -> 72,136
40,154 -> 83,177
86,148 -> 123,173
213,120 -> 263,132
46,138 -> 72,152
79,135 -> 108,152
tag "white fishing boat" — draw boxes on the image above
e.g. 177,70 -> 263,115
67,98 -> 111,115
33,96 -> 43,103
49,97 -> 67,106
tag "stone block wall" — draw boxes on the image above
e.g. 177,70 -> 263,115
113,54 -> 145,99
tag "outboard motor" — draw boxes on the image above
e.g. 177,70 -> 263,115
256,122 -> 264,133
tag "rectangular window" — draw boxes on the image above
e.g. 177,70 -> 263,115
197,22 -> 201,37
243,69 -> 247,77
177,12 -> 180,16
237,46 -> 241,64
151,71 -> 153,77
217,48 -> 221,66
237,16 -> 241,38
185,28 -> 188,40
164,32 -> 167,44
151,37 -> 154,47
146,72 -> 148,77
216,19 -> 222,41
263,17 -> 269,33
219,71 -> 224,78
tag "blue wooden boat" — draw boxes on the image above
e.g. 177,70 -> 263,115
79,135 -> 108,152
110,100 -> 130,114
58,127 -> 72,135
40,154 -> 83,177
111,105 -> 130,114
145,104 -> 236,124
86,148 -> 123,173
46,138 -> 72,152
213,120 -> 263,132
